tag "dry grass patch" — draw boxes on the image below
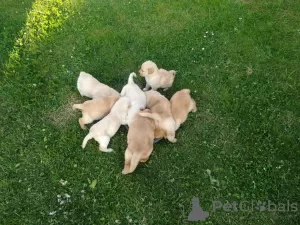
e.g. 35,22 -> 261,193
46,93 -> 82,128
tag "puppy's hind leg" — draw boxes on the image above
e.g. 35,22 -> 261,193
122,148 -> 132,175
97,136 -> 113,153
79,113 -> 93,130
72,104 -> 83,110
139,157 -> 149,163
78,118 -> 87,130
143,83 -> 151,91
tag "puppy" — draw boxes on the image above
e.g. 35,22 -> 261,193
171,89 -> 197,130
153,89 -> 197,139
120,72 -> 146,126
77,71 -> 119,98
122,109 -> 155,175
81,97 -> 131,152
72,95 -> 120,129
139,90 -> 177,143
139,60 -> 176,91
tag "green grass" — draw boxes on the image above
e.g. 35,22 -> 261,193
1,0 -> 300,224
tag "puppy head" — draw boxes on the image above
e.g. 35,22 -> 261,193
139,60 -> 158,77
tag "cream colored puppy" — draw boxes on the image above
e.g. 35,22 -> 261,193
72,95 -> 120,129
139,60 -> 176,91
122,109 -> 155,175
120,72 -> 146,126
77,71 -> 119,98
81,97 -> 131,152
139,90 -> 177,143
171,89 -> 197,130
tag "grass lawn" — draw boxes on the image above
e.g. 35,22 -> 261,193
1,0 -> 300,224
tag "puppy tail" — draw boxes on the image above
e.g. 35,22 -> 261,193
128,72 -> 137,84
82,133 -> 93,149
129,152 -> 141,173
72,104 -> 83,111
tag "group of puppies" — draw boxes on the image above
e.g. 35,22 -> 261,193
73,60 -> 197,174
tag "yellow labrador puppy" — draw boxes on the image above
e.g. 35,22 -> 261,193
139,60 -> 176,91
77,71 -> 119,98
139,90 -> 177,143
171,89 -> 197,130
154,89 -> 197,138
122,109 -> 155,175
72,95 -> 120,129
82,97 -> 131,152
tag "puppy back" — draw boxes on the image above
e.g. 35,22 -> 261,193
127,114 -> 155,149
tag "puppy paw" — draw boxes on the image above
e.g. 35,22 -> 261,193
163,88 -> 169,91
106,148 -> 114,153
99,147 -> 114,153
79,119 -> 87,130
122,169 -> 129,175
80,125 -> 87,130
143,88 -> 148,91
169,138 -> 177,143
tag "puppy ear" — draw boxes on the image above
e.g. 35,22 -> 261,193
147,68 -> 154,74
